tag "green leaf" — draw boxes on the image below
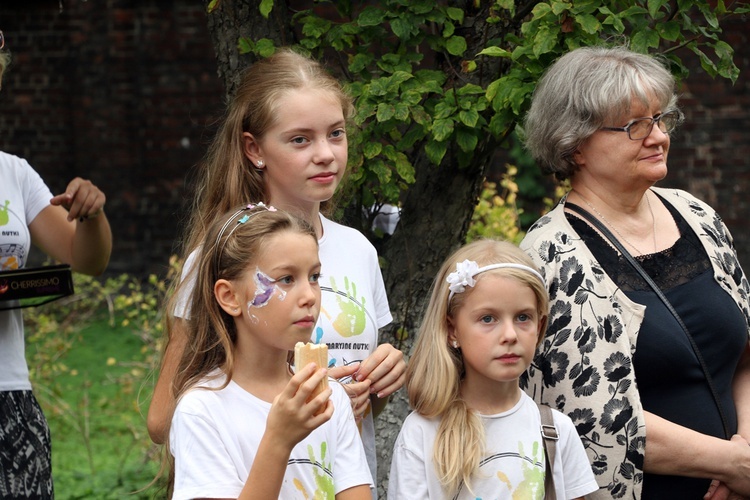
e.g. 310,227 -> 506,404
394,152 -> 415,183
631,29 -> 660,52
458,108 -> 479,128
397,125 -> 427,149
442,23 -> 455,38
207,0 -> 220,13
486,79 -> 502,103
575,14 -> 601,34
237,37 -> 253,55
433,101 -> 456,120
425,139 -> 448,165
445,36 -> 467,56
477,46 -> 511,58
532,26 -> 559,57
255,39 -> 276,58
349,53 -> 372,73
445,7 -> 464,23
391,16 -> 414,39
457,83 -> 485,96
647,0 -> 668,18
363,141 -> 382,159
551,1 -> 571,15
411,106 -> 431,125
376,103 -> 396,122
656,21 -> 681,42
259,0 -> 274,18
358,6 -> 386,27
394,103 -> 410,121
432,118 -> 454,141
456,128 -> 478,152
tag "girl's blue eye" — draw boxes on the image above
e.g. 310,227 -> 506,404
291,137 -> 307,144
517,313 -> 531,322
310,273 -> 321,283
277,275 -> 293,284
331,129 -> 345,138
480,315 -> 494,324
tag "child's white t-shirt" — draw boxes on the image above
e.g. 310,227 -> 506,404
173,214 -> 392,487
170,372 -> 373,500
387,392 -> 599,499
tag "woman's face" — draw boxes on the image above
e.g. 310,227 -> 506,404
574,98 -> 671,191
244,88 -> 348,213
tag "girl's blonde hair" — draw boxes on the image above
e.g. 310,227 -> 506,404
406,239 -> 549,495
182,48 -> 353,260
163,206 -> 316,493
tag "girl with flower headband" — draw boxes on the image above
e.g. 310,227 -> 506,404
149,48 -> 405,490
166,205 -> 372,499
388,239 -> 598,499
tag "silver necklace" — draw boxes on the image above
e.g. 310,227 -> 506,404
572,189 -> 657,255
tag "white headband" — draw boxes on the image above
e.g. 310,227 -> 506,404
446,259 -> 545,302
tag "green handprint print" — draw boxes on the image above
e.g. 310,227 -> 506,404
0,200 -> 10,226
308,442 -> 334,499
330,276 -> 366,338
512,440 -> 546,499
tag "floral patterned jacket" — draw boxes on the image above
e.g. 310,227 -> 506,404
520,187 -> 750,499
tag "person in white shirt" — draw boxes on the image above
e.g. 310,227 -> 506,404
167,205 -> 372,499
388,239 -> 598,499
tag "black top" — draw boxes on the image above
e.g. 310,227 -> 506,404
567,195 -> 746,499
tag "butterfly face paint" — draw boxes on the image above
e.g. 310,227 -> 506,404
248,268 -> 277,309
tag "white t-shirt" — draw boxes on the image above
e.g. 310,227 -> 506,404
388,392 -> 599,499
0,151 -> 54,391
173,213 -> 392,486
170,372 -> 373,500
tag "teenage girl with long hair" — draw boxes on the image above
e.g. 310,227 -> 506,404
148,48 -> 406,487
167,204 -> 372,499
388,240 -> 598,499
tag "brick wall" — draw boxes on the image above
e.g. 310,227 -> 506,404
1,3 -> 749,275
0,0 -> 224,276
666,15 -> 750,268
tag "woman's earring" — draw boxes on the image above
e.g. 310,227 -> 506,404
452,341 -> 459,349
257,160 -> 264,168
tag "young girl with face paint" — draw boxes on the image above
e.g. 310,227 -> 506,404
167,205 -> 373,499
388,240 -> 598,499
148,48 -> 405,489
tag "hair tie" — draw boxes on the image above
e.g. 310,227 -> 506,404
446,259 -> 545,302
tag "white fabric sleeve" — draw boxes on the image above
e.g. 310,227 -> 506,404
553,410 -> 600,499
170,395 -> 245,500
387,416 -> 431,499
371,253 -> 393,329
19,156 -> 54,225
331,383 -> 374,493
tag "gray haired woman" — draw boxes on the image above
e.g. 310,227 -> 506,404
521,46 -> 750,499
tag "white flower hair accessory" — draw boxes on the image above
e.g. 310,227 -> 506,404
446,259 -> 545,302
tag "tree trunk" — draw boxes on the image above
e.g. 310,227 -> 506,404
204,0 -> 295,98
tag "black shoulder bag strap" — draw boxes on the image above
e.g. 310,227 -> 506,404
566,202 -> 731,439
538,403 -> 558,500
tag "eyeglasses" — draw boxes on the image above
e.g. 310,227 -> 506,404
0,31 -> 4,50
600,109 -> 683,140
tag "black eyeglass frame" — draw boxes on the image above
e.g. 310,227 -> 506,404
600,109 -> 684,140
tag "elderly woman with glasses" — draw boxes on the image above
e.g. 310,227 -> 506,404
520,46 -> 750,500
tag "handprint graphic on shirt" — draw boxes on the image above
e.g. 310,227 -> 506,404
330,276 -> 366,338
0,200 -> 10,226
292,442 -> 334,499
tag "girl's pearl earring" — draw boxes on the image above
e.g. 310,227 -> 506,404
452,341 -> 459,348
